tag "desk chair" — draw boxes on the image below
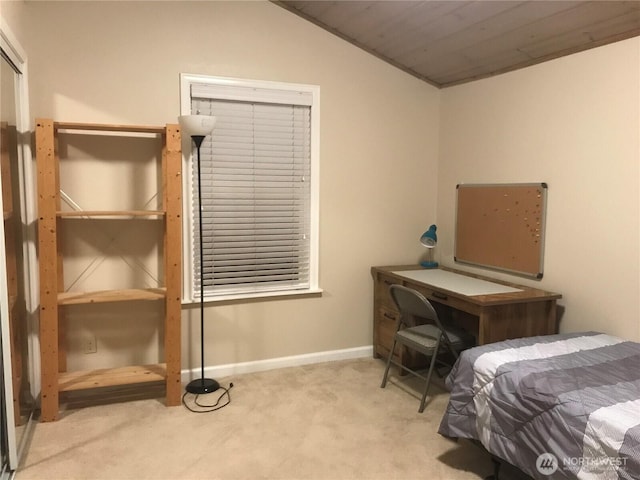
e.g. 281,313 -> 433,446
380,284 -> 475,413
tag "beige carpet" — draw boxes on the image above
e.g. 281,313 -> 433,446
16,358 -> 496,480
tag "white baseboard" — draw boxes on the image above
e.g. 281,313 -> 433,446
181,345 -> 374,383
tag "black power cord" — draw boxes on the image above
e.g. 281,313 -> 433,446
182,382 -> 234,413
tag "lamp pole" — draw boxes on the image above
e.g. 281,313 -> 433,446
179,115 -> 220,395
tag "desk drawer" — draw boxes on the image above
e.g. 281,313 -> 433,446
375,306 -> 398,357
374,272 -> 401,310
411,284 -> 479,316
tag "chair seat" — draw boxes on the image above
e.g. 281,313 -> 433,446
396,324 -> 440,352
396,323 -> 472,353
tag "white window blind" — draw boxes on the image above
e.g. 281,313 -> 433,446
184,77 -> 319,300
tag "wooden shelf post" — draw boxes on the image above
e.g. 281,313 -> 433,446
163,124 -> 182,406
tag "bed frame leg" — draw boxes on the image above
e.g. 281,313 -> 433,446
485,457 -> 501,480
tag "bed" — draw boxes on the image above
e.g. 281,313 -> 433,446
438,331 -> 640,480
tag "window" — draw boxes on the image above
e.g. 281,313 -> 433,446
180,74 -> 320,302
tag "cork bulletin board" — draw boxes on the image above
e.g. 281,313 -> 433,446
454,183 -> 547,278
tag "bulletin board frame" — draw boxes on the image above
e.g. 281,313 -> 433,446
454,182 -> 547,279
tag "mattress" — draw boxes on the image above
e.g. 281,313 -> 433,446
438,332 -> 640,479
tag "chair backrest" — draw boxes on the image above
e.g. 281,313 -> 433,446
389,284 -> 463,356
389,284 -> 439,328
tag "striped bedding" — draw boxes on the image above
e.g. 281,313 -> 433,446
438,332 -> 640,480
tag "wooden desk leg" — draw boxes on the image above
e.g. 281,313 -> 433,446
478,312 -> 488,345
547,301 -> 558,334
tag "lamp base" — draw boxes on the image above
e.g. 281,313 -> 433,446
186,377 -> 220,395
420,261 -> 439,269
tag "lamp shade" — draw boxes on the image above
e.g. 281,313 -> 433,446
178,115 -> 216,137
420,224 -> 437,248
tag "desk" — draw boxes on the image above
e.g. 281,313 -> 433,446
371,265 -> 562,364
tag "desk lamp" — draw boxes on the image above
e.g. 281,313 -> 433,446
179,114 -> 219,395
420,224 -> 439,268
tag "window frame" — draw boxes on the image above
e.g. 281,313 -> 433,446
179,73 -> 321,303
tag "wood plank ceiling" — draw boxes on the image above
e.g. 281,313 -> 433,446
275,1 -> 640,88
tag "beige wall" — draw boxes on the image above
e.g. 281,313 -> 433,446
4,0 -> 638,378
0,0 -> 27,47
15,1 -> 440,371
438,37 -> 640,341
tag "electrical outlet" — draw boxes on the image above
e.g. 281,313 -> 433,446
82,336 -> 97,354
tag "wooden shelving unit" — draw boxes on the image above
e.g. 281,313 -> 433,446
35,118 -> 182,421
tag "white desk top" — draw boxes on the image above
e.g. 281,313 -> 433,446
392,269 -> 523,296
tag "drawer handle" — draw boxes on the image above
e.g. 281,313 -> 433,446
383,312 -> 396,320
432,291 -> 448,300
383,280 -> 393,286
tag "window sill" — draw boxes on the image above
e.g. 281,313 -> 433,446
182,288 -> 324,306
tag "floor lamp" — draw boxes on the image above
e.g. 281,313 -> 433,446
179,114 -> 220,395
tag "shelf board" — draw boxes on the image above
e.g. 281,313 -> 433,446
54,122 -> 166,134
57,210 -> 165,218
58,288 -> 166,305
58,363 -> 166,392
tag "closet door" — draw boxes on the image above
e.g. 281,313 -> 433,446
0,45 -> 19,477
0,311 -> 13,479
0,20 -> 37,475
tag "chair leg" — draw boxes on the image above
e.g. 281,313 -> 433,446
381,339 -> 398,388
419,341 -> 440,413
